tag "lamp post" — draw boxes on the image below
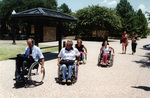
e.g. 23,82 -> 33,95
12,10 -> 16,45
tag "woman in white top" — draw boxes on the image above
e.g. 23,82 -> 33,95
100,41 -> 115,65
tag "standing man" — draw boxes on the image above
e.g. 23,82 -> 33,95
14,38 -> 44,82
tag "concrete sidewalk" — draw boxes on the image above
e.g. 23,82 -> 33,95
0,36 -> 150,98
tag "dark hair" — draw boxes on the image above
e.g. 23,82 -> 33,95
102,40 -> 109,46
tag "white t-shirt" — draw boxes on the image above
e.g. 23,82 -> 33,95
103,45 -> 109,54
58,48 -> 80,60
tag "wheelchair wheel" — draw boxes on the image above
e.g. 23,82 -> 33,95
98,54 -> 101,65
28,61 -> 45,86
58,66 -> 62,82
82,53 -> 87,64
74,63 -> 78,81
109,56 -> 114,67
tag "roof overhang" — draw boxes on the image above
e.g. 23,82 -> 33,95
11,7 -> 78,22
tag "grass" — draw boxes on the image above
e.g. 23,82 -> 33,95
0,43 -> 58,61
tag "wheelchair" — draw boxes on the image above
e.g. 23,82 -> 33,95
58,61 -> 78,84
79,51 -> 87,64
98,49 -> 114,67
15,59 -> 45,87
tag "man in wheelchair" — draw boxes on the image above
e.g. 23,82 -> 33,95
14,38 -> 44,82
57,40 -> 80,83
99,40 -> 115,66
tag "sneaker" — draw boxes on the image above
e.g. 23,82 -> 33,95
67,79 -> 71,83
62,79 -> 66,83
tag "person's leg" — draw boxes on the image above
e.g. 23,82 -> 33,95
125,44 -> 127,54
61,64 -> 67,80
20,60 -> 28,80
104,54 -> 109,64
122,43 -> 124,54
134,43 -> 137,53
67,64 -> 75,80
102,54 -> 105,64
102,54 -> 107,64
132,43 -> 134,54
80,53 -> 83,61
15,59 -> 21,79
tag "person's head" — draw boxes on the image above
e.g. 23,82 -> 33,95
27,38 -> 34,48
66,40 -> 73,50
123,31 -> 126,35
104,40 -> 108,47
132,32 -> 135,36
77,39 -> 82,46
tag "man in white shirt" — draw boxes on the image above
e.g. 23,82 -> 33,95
57,40 -> 80,82
14,38 -> 44,82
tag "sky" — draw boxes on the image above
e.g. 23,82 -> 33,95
57,0 -> 150,27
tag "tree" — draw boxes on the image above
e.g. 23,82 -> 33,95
58,3 -> 71,14
0,0 -> 58,39
116,0 -> 136,34
135,9 -> 149,37
75,5 -> 122,37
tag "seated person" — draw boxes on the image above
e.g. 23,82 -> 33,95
14,38 -> 44,82
57,40 -> 80,83
75,39 -> 87,60
100,40 -> 115,65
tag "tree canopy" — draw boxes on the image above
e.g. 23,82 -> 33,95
116,0 -> 149,37
58,3 -> 71,14
75,5 -> 122,36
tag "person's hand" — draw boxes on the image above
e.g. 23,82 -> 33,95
57,62 -> 60,66
113,53 -> 115,56
41,67 -> 44,73
85,53 -> 87,56
77,61 -> 80,66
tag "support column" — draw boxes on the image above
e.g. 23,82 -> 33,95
58,22 -> 62,52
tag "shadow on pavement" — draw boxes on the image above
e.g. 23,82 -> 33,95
133,50 -> 150,68
131,86 -> 150,91
13,80 -> 43,89
43,52 -> 58,61
54,77 -> 74,86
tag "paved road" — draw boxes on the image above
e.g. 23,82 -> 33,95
0,37 -> 150,98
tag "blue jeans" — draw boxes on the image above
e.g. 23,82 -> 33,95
61,63 -> 75,80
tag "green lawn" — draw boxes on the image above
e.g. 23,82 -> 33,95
0,43 -> 58,61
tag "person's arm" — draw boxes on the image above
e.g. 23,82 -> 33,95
100,46 -> 103,54
77,56 -> 80,66
57,57 -> 61,66
131,36 -> 133,41
83,46 -> 87,53
41,58 -> 44,73
75,48 -> 80,66
109,46 -> 115,56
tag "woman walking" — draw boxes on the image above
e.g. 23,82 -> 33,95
122,31 -> 128,54
131,32 -> 137,55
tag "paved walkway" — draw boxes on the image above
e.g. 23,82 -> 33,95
0,37 -> 150,98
